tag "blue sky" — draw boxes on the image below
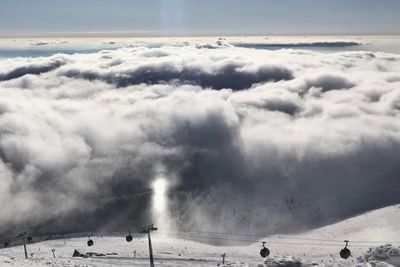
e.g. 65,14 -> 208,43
0,0 -> 399,36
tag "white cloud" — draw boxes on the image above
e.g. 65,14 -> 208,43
0,45 -> 400,236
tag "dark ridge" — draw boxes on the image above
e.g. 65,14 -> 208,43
0,59 -> 65,81
234,41 -> 361,49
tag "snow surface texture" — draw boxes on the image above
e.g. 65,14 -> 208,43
0,42 -> 400,236
1,205 -> 400,266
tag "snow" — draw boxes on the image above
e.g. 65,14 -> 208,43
358,245 -> 400,266
1,204 -> 400,266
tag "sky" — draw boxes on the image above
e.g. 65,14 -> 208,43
0,0 -> 400,36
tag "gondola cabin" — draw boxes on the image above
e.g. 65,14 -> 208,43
340,240 -> 351,259
260,242 -> 270,258
126,234 -> 133,242
87,238 -> 94,247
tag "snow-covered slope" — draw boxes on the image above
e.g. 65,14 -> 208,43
1,204 -> 399,266
299,204 -> 400,242
258,204 -> 400,266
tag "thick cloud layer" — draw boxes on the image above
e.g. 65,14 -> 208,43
58,47 -> 293,90
0,45 -> 400,239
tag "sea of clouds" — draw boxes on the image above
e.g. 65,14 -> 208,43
0,44 -> 400,238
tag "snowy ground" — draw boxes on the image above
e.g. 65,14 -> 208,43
1,205 -> 400,266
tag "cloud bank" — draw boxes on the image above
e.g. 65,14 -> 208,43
235,41 -> 361,49
0,45 -> 400,240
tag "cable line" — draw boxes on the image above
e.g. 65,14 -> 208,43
156,232 -> 373,248
159,228 -> 400,244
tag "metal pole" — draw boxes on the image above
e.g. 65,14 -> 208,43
148,231 -> 154,267
141,224 -> 157,267
22,234 -> 28,259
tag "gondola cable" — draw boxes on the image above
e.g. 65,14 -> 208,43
156,232 -> 373,248
160,228 -> 400,244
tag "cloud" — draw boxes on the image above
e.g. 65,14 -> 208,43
0,45 -> 400,239
304,74 -> 354,92
58,48 -> 294,90
0,57 -> 66,81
